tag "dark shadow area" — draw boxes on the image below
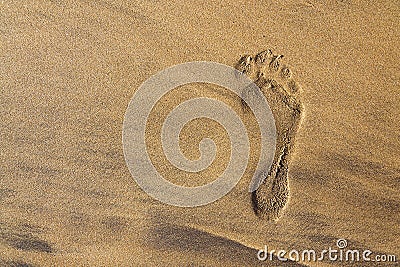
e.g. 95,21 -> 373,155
0,223 -> 53,254
0,259 -> 36,267
145,212 -> 307,266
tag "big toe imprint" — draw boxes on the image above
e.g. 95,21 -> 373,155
236,49 -> 304,221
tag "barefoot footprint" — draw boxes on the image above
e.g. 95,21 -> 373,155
236,49 -> 303,221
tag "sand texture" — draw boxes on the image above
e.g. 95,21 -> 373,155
1,0 -> 399,266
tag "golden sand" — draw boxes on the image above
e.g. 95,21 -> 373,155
1,0 -> 399,266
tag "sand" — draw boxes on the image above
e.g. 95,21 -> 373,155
1,0 -> 399,266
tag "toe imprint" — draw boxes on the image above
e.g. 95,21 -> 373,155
255,49 -> 273,65
269,55 -> 284,73
236,55 -> 255,76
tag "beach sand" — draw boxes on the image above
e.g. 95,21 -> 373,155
1,0 -> 399,266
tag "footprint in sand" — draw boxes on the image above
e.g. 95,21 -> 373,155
236,49 -> 303,221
